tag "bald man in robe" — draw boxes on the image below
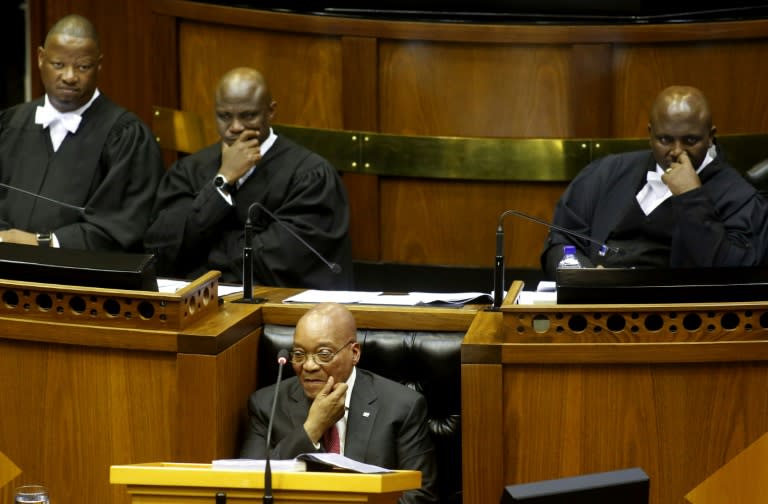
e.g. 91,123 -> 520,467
145,67 -> 352,288
0,14 -> 163,251
541,85 -> 768,277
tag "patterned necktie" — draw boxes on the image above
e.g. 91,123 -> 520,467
322,424 -> 340,454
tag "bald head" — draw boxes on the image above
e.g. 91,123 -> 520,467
296,303 -> 358,342
650,85 -> 712,129
215,67 -> 270,104
38,14 -> 101,112
214,67 -> 275,145
45,14 -> 100,51
647,85 -> 716,171
292,303 -> 360,399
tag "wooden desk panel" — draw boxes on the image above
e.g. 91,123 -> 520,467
462,292 -> 768,504
0,277 -> 262,504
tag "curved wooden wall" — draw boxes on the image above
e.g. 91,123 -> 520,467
28,0 -> 768,270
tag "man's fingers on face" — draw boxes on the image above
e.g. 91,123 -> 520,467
329,382 -> 348,400
318,376 -> 335,396
238,129 -> 261,143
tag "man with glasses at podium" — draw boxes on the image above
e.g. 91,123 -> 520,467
241,303 -> 439,504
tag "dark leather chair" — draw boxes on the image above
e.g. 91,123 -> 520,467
746,157 -> 768,196
257,323 -> 464,504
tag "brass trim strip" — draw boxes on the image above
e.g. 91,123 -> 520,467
275,124 -> 768,182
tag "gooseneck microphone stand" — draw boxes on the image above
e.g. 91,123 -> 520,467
492,209 -> 620,310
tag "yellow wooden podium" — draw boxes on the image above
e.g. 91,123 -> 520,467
110,462 -> 421,503
685,432 -> 768,504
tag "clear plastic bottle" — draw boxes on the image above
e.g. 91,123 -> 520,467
557,245 -> 582,269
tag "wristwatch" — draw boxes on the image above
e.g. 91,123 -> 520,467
36,232 -> 52,247
213,174 -> 235,195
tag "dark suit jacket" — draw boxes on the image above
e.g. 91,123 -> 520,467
240,368 -> 439,504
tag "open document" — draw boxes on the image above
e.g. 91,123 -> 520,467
283,290 -> 492,306
296,453 -> 393,473
212,454 -> 392,474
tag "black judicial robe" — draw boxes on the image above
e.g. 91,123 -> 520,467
540,150 -> 768,278
144,136 -> 353,289
0,95 -> 163,251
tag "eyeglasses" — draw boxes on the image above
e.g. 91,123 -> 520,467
289,340 -> 355,366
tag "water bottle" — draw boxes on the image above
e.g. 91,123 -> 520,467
557,245 -> 582,269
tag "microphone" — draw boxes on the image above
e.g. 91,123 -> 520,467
492,209 -> 622,309
0,182 -> 87,213
237,201 -> 342,303
264,348 -> 290,504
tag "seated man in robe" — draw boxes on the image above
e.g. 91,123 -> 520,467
144,67 -> 353,288
0,14 -> 163,251
541,85 -> 768,278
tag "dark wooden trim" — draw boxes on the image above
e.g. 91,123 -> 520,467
152,0 -> 768,44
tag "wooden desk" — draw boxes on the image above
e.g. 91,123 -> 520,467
0,274 -> 262,504
462,281 -> 768,504
111,462 -> 421,503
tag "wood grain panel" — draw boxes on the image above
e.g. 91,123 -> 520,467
379,41 -> 573,137
613,41 -> 768,137
501,362 -> 768,504
178,22 -> 344,143
0,339 -> 176,504
176,330 -> 259,462
461,362 -> 504,504
341,36 -> 379,131
342,173 -> 381,261
379,179 -> 567,267
569,44 -> 614,137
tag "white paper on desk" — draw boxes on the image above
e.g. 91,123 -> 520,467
365,292 -> 492,306
212,458 -> 307,471
157,278 -> 189,293
283,290 -> 384,304
536,281 -> 557,292
516,291 -> 557,305
157,278 -> 245,298
410,291 -> 492,305
296,453 -> 393,474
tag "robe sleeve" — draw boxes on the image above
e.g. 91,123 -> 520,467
145,144 -> 352,289
215,160 -> 352,288
53,115 -> 164,251
143,148 -> 236,279
671,175 -> 768,267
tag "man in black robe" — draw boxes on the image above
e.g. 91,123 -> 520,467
0,14 -> 163,251
144,67 -> 353,289
541,85 -> 768,278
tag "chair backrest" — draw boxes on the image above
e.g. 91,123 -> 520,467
257,323 -> 464,504
746,157 -> 768,196
151,105 -> 208,154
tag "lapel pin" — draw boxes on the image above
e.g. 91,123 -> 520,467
362,411 -> 370,417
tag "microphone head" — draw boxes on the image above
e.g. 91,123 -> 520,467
277,348 -> 290,365
329,263 -> 342,274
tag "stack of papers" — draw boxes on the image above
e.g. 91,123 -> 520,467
212,454 -> 392,474
296,453 -> 393,474
516,281 -> 557,305
282,290 -> 492,306
212,459 -> 307,471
